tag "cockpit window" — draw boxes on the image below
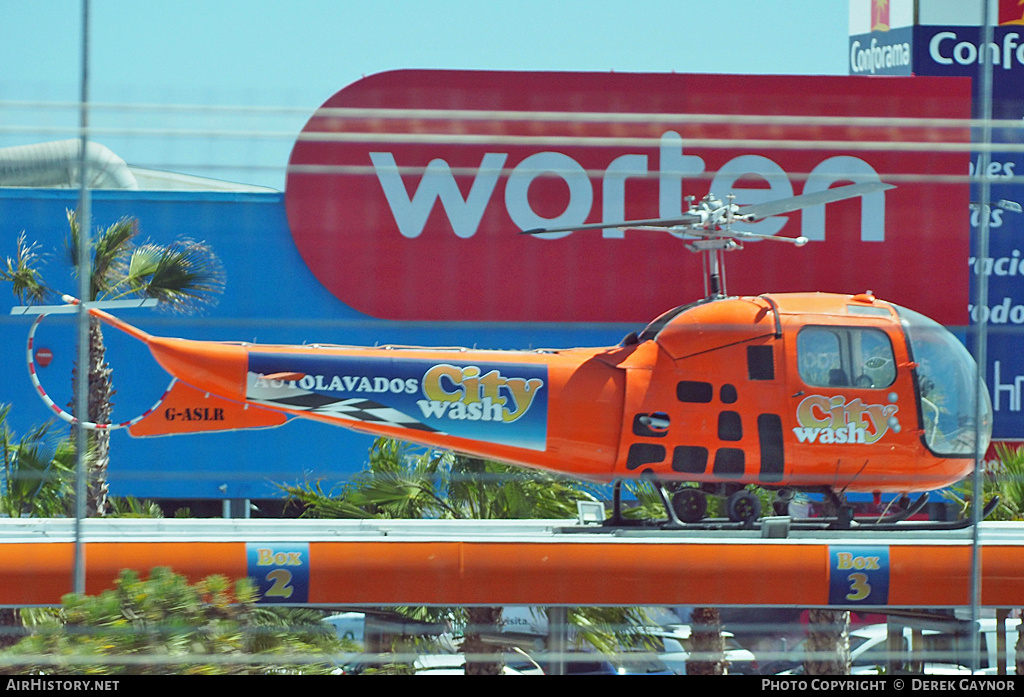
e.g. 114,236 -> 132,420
797,326 -> 896,389
894,305 -> 993,458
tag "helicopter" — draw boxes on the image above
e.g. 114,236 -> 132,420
24,183 -> 994,529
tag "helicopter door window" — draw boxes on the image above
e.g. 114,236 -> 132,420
797,327 -> 896,389
797,328 -> 843,387
852,329 -> 897,388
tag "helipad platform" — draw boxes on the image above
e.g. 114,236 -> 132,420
1,518 -> 1020,608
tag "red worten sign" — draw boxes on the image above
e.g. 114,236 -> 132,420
285,70 -> 971,325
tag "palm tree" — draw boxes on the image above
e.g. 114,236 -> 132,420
0,403 -> 76,519
0,404 -> 79,650
946,442 -> 1024,522
688,607 -> 729,675
283,438 -> 649,675
617,481 -> 732,674
2,211 -> 224,516
803,609 -> 851,674
946,443 -> 1024,674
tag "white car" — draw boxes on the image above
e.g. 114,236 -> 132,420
323,611 -> 366,646
778,618 -> 1021,675
646,625 -> 759,675
414,650 -> 545,675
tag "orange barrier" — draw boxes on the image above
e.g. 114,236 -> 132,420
4,532 -> 1024,608
306,541 -> 827,606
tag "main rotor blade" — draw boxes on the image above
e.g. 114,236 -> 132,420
519,213 -> 703,236
738,182 -> 895,221
517,181 -> 894,236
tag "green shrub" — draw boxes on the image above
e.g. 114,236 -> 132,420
1,568 -> 348,675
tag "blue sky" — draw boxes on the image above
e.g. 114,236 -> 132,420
0,0 -> 852,189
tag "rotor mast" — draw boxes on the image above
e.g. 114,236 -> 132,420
518,181 -> 895,300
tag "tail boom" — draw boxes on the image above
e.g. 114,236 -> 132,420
80,303 -> 625,477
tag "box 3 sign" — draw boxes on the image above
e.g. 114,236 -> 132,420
284,70 -> 971,325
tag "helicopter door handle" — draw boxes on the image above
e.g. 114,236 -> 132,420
639,413 -> 671,431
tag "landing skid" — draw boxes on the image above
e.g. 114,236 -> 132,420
606,480 -> 767,529
662,497 -> 997,534
595,481 -> 998,534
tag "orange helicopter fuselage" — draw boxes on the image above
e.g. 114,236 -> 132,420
101,291 -> 980,495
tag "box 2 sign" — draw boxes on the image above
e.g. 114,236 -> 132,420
284,70 -> 971,325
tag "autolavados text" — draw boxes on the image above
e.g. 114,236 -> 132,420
254,373 -> 419,394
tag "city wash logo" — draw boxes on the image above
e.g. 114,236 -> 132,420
793,394 -> 900,445
416,364 -> 544,423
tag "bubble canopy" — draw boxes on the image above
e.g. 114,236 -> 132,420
894,305 -> 993,458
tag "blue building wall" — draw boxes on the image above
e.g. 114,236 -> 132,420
0,189 -> 633,499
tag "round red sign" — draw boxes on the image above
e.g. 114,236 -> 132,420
35,347 -> 53,367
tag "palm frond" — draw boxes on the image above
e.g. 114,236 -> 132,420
567,606 -> 654,653
1,232 -> 51,305
106,496 -> 165,518
282,438 -> 598,523
124,244 -> 162,283
64,208 -> 80,267
943,444 -> 1024,521
65,211 -> 139,299
280,481 -> 389,519
618,479 -> 672,520
992,443 -> 1024,516
346,440 -> 454,518
0,408 -> 75,518
119,239 -> 226,312
6,441 -> 68,517
90,217 -> 138,297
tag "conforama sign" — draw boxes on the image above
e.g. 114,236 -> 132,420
285,70 -> 971,325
